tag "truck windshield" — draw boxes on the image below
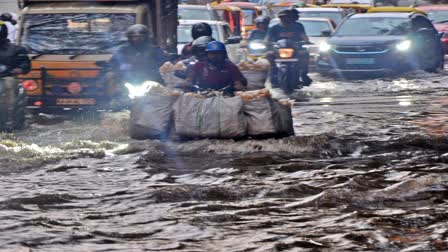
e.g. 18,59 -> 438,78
21,13 -> 136,55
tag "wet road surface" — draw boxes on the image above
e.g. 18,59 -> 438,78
1,70 -> 448,251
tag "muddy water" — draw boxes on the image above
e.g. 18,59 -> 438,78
1,71 -> 448,251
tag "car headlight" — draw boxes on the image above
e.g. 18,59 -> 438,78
319,41 -> 332,52
396,40 -> 411,51
249,42 -> 267,50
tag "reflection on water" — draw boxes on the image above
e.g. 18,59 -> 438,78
1,72 -> 448,251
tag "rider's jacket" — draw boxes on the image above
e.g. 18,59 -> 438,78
188,60 -> 246,90
110,43 -> 165,83
0,41 -> 30,76
267,22 -> 306,42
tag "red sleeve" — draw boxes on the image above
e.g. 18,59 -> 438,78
187,61 -> 203,83
228,62 -> 246,84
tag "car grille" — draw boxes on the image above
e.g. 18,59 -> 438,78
334,45 -> 389,53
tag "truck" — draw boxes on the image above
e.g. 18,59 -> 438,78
16,0 -> 178,113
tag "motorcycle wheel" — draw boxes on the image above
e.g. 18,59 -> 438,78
279,65 -> 299,94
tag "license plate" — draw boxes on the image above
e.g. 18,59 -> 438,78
56,98 -> 96,105
346,58 -> 375,65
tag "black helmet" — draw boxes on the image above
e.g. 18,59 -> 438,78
192,36 -> 215,59
0,23 -> 7,40
278,9 -> 292,18
0,13 -> 12,22
255,16 -> 270,25
126,24 -> 149,37
289,8 -> 300,19
191,22 -> 212,40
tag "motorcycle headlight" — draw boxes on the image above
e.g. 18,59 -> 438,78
125,81 -> 155,99
396,40 -> 411,51
319,41 -> 332,53
249,42 -> 267,50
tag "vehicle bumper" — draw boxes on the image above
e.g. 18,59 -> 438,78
27,96 -> 110,111
316,50 -> 414,74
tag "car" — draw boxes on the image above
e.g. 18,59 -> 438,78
177,20 -> 242,63
296,7 -> 347,25
269,17 -> 336,67
417,5 -> 448,53
317,12 -> 444,74
178,4 -> 220,21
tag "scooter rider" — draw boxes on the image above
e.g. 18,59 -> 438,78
109,24 -> 165,92
186,41 -> 246,92
247,16 -> 270,41
266,9 -> 312,86
181,22 -> 213,59
0,22 -> 30,130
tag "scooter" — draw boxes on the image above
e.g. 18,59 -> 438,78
272,39 -> 310,94
0,65 -> 26,131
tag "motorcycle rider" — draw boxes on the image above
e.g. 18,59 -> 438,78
186,41 -> 246,92
181,22 -> 213,59
247,16 -> 270,41
0,22 -> 30,130
108,24 -> 165,94
174,36 -> 216,80
266,9 -> 312,86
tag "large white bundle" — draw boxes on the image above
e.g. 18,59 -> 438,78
173,95 -> 246,139
129,83 -> 182,140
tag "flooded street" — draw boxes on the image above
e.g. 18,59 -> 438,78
1,71 -> 448,251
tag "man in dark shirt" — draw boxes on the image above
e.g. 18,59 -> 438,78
109,24 -> 165,91
187,41 -> 246,91
266,9 -> 312,86
247,16 -> 270,41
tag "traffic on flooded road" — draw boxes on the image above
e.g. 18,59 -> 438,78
1,0 -> 448,251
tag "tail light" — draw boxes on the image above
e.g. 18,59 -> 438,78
23,80 -> 38,92
279,48 -> 295,59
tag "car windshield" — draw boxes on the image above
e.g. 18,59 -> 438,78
21,13 -> 135,54
335,17 -> 410,36
427,10 -> 448,23
177,24 -> 219,43
178,8 -> 213,20
300,20 -> 332,37
300,12 -> 343,24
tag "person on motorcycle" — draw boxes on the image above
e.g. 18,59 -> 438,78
181,22 -> 213,59
0,22 -> 30,130
247,16 -> 270,41
266,9 -> 312,86
174,36 -> 216,80
0,13 -> 16,43
186,41 -> 246,92
109,24 -> 165,93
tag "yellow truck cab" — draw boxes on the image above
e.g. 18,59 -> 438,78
17,0 -> 177,113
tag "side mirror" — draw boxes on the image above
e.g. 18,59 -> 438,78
227,36 -> 242,44
438,31 -> 445,40
321,30 -> 332,37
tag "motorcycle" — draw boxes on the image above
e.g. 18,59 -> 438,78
0,65 -> 26,131
272,39 -> 310,94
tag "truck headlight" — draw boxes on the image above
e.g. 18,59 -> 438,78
396,40 -> 411,51
319,41 -> 332,52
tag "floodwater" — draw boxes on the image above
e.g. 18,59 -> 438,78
1,70 -> 448,251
